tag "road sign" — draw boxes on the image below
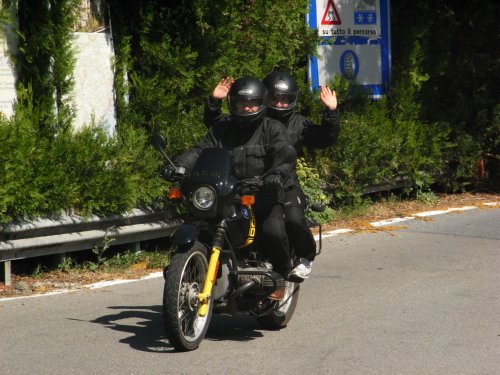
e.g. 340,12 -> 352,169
321,0 -> 341,25
308,0 -> 391,98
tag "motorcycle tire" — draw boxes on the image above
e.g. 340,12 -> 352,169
257,280 -> 300,329
162,242 -> 213,351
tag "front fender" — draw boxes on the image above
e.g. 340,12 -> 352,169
171,223 -> 200,249
163,229 -> 205,280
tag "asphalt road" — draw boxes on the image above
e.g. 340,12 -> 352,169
1,207 -> 499,374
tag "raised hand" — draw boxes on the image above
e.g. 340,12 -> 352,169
212,77 -> 234,100
320,85 -> 337,110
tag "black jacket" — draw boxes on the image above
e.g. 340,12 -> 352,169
285,110 -> 340,150
175,117 -> 292,181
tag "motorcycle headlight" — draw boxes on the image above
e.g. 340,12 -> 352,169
192,186 -> 216,211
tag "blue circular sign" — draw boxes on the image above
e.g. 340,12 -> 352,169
340,50 -> 359,80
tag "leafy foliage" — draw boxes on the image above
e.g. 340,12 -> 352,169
391,0 -> 499,189
16,0 -> 80,135
0,92 -> 165,223
1,0 -> 498,224
296,158 -> 335,224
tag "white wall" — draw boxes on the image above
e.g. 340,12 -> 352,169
0,1 -> 18,119
72,32 -> 116,135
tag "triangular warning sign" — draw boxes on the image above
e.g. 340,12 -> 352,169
321,0 -> 341,25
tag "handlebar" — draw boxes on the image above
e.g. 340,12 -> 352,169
235,177 -> 264,195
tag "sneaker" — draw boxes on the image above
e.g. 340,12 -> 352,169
289,258 -> 312,281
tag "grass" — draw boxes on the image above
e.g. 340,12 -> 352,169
54,249 -> 170,275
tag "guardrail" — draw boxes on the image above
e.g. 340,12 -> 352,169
0,209 -> 181,285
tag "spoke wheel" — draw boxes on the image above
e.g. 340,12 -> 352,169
163,242 -> 212,351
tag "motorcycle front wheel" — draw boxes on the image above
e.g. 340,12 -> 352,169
163,242 -> 213,351
257,280 -> 300,329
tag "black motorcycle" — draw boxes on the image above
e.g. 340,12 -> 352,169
151,133 -> 323,352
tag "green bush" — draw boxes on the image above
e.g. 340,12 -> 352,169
0,102 -> 166,223
296,158 -> 335,224
302,73 -> 452,206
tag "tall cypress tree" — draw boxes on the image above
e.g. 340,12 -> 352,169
16,0 -> 79,136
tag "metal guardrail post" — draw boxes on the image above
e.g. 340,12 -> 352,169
2,260 -> 11,286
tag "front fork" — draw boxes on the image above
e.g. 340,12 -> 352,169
197,223 -> 226,317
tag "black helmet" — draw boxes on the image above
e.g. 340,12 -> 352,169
227,76 -> 268,124
263,71 -> 299,120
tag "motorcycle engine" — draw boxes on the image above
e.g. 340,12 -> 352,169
237,266 -> 285,295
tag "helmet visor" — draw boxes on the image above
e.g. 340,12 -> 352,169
268,92 -> 298,111
229,96 -> 267,116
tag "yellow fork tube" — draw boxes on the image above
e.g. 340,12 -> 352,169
198,246 -> 221,317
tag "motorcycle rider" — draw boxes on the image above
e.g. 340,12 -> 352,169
171,76 -> 295,300
206,72 -> 339,281
263,71 -> 339,280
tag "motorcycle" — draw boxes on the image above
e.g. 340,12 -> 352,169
151,133 -> 323,351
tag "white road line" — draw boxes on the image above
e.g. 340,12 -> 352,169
412,206 -> 477,217
0,272 -> 163,302
88,271 -> 163,289
314,228 -> 353,241
370,217 -> 415,227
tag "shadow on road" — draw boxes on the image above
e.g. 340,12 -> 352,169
90,305 -> 174,353
89,305 -> 265,353
205,314 -> 264,342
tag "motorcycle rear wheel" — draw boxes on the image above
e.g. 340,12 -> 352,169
257,280 -> 299,329
163,242 -> 213,351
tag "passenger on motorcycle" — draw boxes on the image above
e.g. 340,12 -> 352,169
174,76 -> 294,300
263,71 -> 339,280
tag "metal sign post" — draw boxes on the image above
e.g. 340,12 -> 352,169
308,0 -> 391,98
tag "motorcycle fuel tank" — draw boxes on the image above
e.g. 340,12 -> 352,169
224,204 -> 256,249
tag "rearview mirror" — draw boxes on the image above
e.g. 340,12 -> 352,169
151,133 -> 166,152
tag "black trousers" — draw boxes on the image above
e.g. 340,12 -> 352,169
283,188 -> 317,262
255,202 -> 291,277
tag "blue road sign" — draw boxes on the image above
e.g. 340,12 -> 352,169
308,0 -> 391,98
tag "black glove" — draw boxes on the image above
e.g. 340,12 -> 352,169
264,172 -> 284,189
160,166 -> 175,180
